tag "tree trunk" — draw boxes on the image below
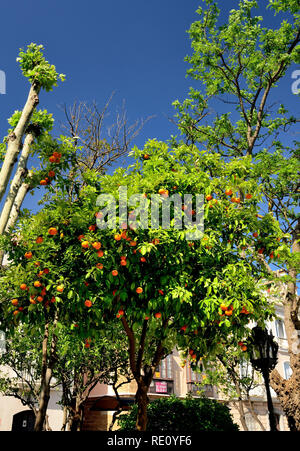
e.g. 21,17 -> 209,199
0,133 -> 34,235
270,366 -> 300,431
5,176 -> 32,233
68,403 -> 84,432
61,406 -> 69,431
135,383 -> 149,431
247,398 -> 266,431
0,82 -> 40,203
235,390 -> 249,431
34,318 -> 58,432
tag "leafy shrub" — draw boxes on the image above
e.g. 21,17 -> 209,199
118,395 -> 239,431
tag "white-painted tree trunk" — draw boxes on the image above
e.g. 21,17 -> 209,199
0,133 -> 34,234
0,82 -> 40,202
0,177 -> 32,266
4,177 -> 32,233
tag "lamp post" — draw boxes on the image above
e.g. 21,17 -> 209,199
249,326 -> 279,432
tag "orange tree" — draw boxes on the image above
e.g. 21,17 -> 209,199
0,139 -> 284,430
172,0 -> 300,429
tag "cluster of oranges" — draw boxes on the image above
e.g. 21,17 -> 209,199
14,230 -> 67,315
219,303 -> 234,317
188,348 -> 197,360
206,190 -> 253,205
13,267 -> 55,314
38,151 -> 61,186
48,151 -> 62,164
40,170 -> 56,186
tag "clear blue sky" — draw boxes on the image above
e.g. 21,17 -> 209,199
0,0 -> 299,212
0,0 -> 205,146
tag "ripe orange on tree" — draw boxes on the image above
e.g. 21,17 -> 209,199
11,299 -> 18,306
81,241 -> 89,249
112,270 -> 118,276
20,283 -> 27,290
48,227 -> 58,236
36,236 -> 43,244
136,287 -> 143,294
92,242 -> 101,250
56,285 -> 64,293
84,300 -> 92,308
25,251 -> 33,259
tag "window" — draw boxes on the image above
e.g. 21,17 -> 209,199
150,355 -> 174,394
186,364 -> 202,383
275,320 -> 286,339
283,361 -> 292,380
154,355 -> 173,380
186,363 -> 214,396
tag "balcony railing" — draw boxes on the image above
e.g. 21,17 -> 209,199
187,382 -> 215,397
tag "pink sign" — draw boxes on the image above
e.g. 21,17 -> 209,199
155,381 -> 168,393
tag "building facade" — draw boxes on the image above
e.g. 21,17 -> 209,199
0,306 -> 294,431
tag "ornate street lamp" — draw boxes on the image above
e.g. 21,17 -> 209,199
249,326 -> 279,432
